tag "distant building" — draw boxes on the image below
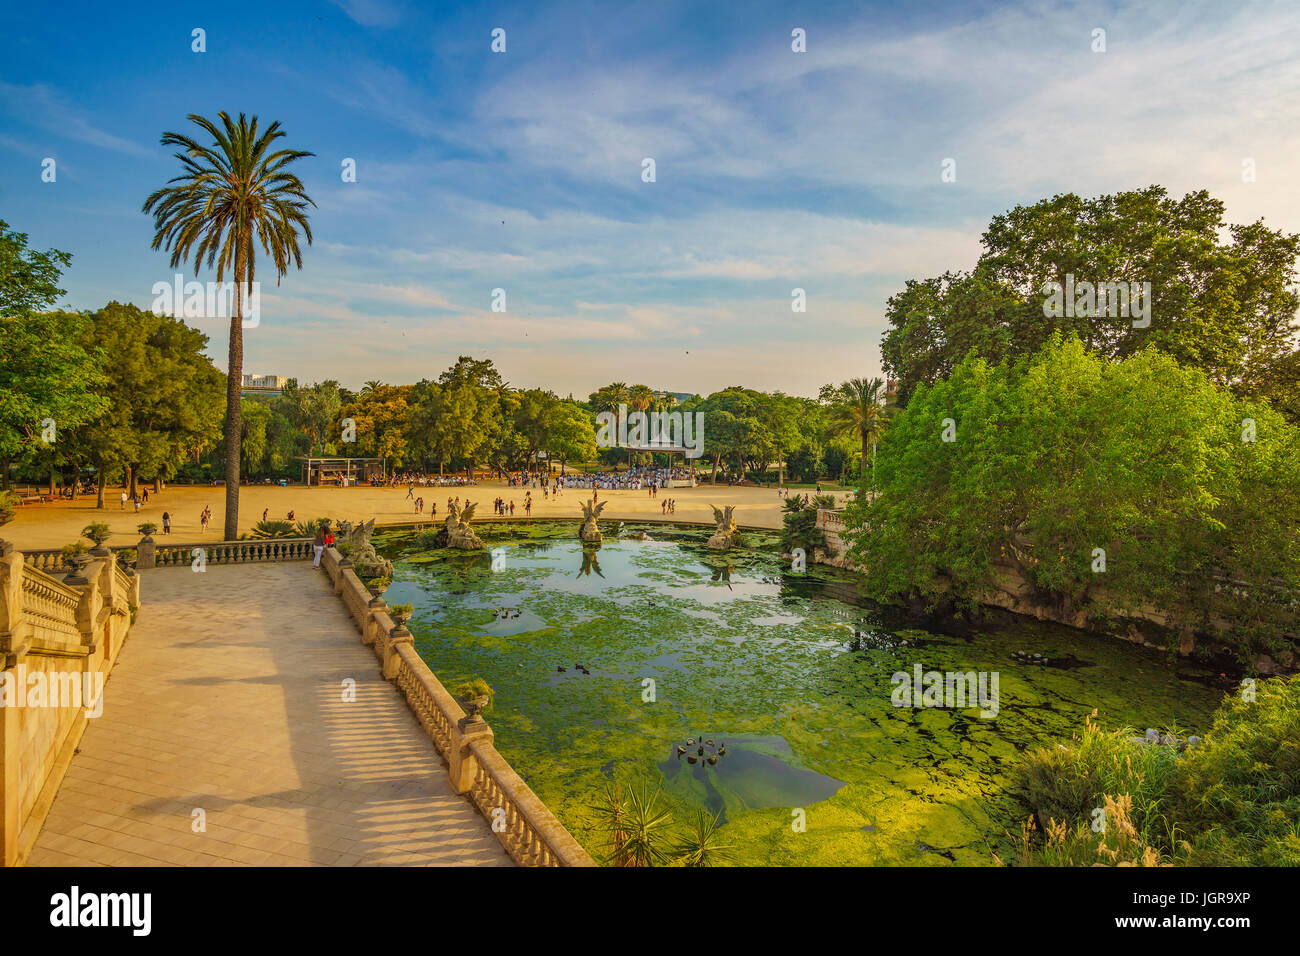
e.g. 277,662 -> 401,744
242,373 -> 288,396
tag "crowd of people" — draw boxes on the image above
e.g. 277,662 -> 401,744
386,471 -> 478,488
562,465 -> 694,492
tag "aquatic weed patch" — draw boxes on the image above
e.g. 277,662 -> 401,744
382,528 -> 1223,865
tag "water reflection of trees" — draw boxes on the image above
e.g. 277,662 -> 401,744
439,550 -> 492,587
519,540 -> 557,554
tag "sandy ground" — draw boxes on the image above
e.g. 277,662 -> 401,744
3,481 -> 855,550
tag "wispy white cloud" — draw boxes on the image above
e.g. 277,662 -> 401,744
0,82 -> 153,158
328,0 -> 402,29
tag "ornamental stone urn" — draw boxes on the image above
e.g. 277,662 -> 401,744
459,695 -> 490,723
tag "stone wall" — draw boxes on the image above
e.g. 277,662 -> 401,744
808,511 -> 1296,671
0,544 -> 139,866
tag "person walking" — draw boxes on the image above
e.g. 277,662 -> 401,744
313,523 -> 327,568
162,511 -> 171,534
262,508 -> 269,522
120,490 -> 127,510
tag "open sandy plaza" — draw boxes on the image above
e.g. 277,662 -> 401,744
2,480 -> 856,551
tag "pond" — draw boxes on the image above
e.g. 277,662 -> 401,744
376,521 -> 1227,866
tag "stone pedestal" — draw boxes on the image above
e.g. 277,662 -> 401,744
449,719 -> 493,794
383,624 -> 412,678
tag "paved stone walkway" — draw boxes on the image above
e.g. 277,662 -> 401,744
26,563 -> 510,866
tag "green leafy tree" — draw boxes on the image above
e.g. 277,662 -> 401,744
0,224 -> 107,489
62,302 -> 223,505
240,399 -> 270,474
882,187 -> 1300,419
286,380 -> 343,456
0,310 -> 107,489
144,111 -> 316,538
545,401 -> 597,469
847,336 -> 1300,661
336,383 -> 411,467
513,388 -> 558,467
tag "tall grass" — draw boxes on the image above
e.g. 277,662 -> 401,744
1008,675 -> 1300,866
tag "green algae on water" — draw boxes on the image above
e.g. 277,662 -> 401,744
378,523 -> 1225,866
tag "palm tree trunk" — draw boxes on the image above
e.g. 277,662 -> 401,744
861,435 -> 869,485
222,255 -> 245,540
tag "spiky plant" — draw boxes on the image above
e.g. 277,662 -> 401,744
81,522 -> 112,546
673,805 -> 735,867
248,519 -> 299,539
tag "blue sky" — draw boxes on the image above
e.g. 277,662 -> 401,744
2,0 -> 1298,397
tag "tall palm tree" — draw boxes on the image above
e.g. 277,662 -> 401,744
144,112 -> 315,539
627,384 -> 655,465
361,380 -> 383,396
827,377 -> 893,488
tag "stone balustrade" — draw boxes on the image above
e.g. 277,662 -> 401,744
23,536 -> 314,575
145,538 -> 312,568
319,546 -> 594,867
15,565 -> 83,648
0,540 -> 141,867
816,508 -> 845,530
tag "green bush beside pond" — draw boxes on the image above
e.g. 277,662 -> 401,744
1010,674 -> 1300,866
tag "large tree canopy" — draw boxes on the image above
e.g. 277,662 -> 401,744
62,301 -> 223,501
881,187 -> 1300,419
847,335 -> 1300,662
0,226 -> 107,482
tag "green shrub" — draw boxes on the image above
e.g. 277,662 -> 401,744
451,678 -> 494,710
59,540 -> 88,562
1009,676 -> 1300,866
1174,675 -> 1300,865
1010,711 -> 1182,852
